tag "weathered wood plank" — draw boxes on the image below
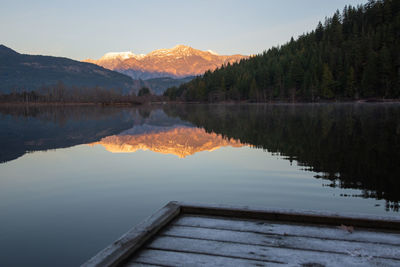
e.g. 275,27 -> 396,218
124,263 -> 162,267
82,202 -> 181,267
145,235 -> 400,266
127,248 -> 281,267
178,202 -> 400,230
161,225 -> 400,260
84,202 -> 400,266
174,215 -> 400,245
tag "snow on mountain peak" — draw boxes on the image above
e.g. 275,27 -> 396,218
207,50 -> 219,55
101,51 -> 136,60
98,45 -> 218,61
83,45 -> 248,79
174,44 -> 190,49
147,45 -> 193,57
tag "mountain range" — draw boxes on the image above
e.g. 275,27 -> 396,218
0,45 -> 134,94
0,44 -> 246,95
84,45 -> 247,80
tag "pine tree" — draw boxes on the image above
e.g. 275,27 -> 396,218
345,66 -> 356,98
321,64 -> 335,99
249,78 -> 259,101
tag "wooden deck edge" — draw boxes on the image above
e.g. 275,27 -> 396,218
178,202 -> 400,231
82,201 -> 400,266
81,202 -> 181,267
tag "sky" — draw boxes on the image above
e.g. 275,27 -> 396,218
0,0 -> 367,60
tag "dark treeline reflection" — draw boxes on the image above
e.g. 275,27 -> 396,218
164,103 -> 400,211
0,105 -> 137,163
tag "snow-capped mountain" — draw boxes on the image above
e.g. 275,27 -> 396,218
101,51 -> 145,60
84,45 -> 247,80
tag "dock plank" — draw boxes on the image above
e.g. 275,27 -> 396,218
125,263 -> 162,267
83,202 -> 400,267
126,248 -> 280,267
174,215 -> 400,245
144,235 -> 400,267
160,226 -> 400,260
179,202 -> 400,230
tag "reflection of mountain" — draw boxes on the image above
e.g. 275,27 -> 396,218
164,104 -> 400,210
0,105 -> 233,163
92,126 -> 244,158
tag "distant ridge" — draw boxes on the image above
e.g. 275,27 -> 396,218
0,45 -> 19,56
132,76 -> 195,95
0,45 -> 135,94
84,45 -> 247,80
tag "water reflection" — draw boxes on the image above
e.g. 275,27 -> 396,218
1,103 -> 399,210
91,126 -> 244,158
163,103 -> 400,210
0,105 -> 135,163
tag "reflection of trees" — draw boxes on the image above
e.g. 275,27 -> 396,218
0,106 -> 136,163
164,104 -> 400,211
0,105 -> 128,125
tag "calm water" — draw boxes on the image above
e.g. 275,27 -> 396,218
0,103 -> 399,266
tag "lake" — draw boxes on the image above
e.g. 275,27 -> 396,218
0,103 -> 399,266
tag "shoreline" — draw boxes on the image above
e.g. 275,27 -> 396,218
0,101 -> 143,107
1,98 -> 400,107
162,98 -> 400,104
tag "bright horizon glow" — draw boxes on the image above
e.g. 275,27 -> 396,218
0,0 -> 367,60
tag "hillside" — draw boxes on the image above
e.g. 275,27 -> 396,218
132,76 -> 195,95
165,0 -> 400,101
0,45 -> 135,94
84,45 -> 246,80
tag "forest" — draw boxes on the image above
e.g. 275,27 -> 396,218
164,0 -> 400,102
0,82 -> 159,105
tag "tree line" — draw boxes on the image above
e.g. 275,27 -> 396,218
0,81 -> 161,104
164,0 -> 400,102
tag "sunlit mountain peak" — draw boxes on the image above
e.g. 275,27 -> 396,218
84,45 -> 247,80
207,49 -> 219,55
100,51 -> 145,60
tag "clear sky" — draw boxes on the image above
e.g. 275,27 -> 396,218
0,0 -> 367,60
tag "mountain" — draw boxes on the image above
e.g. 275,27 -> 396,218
84,45 -> 247,80
165,0 -> 400,101
0,45 -> 135,94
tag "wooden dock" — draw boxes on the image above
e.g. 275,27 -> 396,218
83,202 -> 400,267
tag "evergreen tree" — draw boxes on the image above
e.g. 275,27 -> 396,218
321,64 -> 335,99
249,78 -> 259,101
345,66 -> 356,98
